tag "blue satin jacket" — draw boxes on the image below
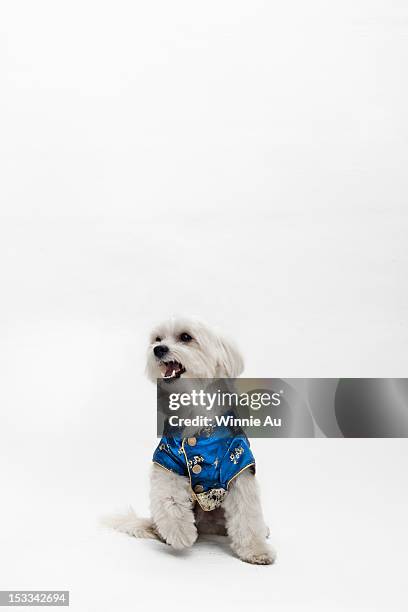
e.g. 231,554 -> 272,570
153,423 -> 255,511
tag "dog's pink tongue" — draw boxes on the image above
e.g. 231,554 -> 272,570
165,362 -> 175,376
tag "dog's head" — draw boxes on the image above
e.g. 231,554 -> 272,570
145,316 -> 244,383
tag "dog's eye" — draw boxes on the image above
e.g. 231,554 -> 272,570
179,332 -> 193,342
155,337 -> 162,342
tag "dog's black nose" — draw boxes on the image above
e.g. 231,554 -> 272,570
154,345 -> 169,358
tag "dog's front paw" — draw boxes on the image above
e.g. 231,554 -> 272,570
163,520 -> 198,551
237,544 -> 276,565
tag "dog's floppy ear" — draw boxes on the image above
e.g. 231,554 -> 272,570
215,334 -> 244,378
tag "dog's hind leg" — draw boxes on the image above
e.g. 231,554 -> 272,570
223,470 -> 276,565
150,463 -> 197,550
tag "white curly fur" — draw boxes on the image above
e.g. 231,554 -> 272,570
150,464 -> 197,550
222,470 -> 276,564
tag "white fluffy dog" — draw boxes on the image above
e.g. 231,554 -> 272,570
106,317 -> 276,565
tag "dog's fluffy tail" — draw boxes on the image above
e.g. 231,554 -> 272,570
101,507 -> 160,540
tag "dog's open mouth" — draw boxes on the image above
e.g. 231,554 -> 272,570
160,360 -> 186,380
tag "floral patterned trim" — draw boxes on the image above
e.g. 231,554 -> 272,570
195,488 -> 228,512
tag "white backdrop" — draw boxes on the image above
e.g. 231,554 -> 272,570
1,1 -> 408,611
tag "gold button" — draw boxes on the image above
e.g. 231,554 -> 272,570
187,437 -> 197,446
192,464 -> 202,474
194,484 -> 204,493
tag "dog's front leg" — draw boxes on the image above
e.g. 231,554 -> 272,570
223,470 -> 276,565
150,463 -> 197,550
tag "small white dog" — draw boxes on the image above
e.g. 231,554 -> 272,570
106,316 -> 276,565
